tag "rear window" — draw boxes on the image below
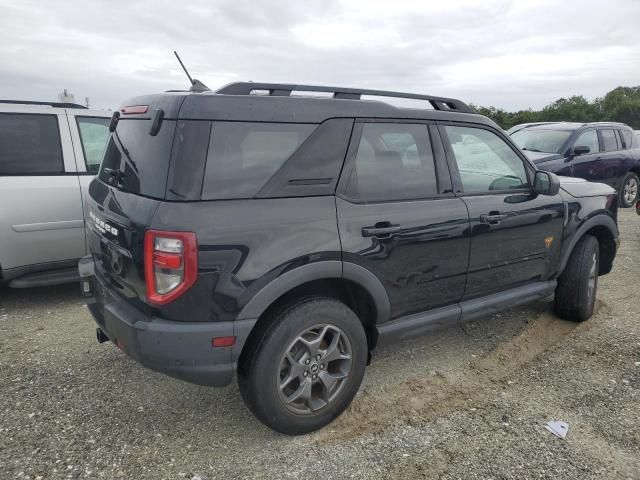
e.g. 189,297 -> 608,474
202,122 -> 316,200
0,113 -> 63,175
98,119 -> 176,198
510,128 -> 572,154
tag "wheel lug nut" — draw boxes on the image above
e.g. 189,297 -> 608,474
303,371 -> 308,377
305,359 -> 310,365
312,374 -> 317,380
316,354 -> 321,360
320,364 -> 325,369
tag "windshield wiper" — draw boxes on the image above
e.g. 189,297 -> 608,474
522,147 -> 543,152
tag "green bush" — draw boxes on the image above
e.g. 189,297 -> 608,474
472,86 -> 640,130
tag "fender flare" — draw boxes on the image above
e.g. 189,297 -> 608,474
558,214 -> 618,276
236,260 -> 391,325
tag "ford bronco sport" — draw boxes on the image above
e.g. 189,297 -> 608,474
79,83 -> 619,435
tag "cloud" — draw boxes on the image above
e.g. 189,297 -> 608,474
0,0 -> 638,110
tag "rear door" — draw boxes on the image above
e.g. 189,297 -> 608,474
337,120 -> 470,320
439,123 -> 564,299
0,106 -> 85,273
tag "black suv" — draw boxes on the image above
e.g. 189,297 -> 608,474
80,83 -> 619,435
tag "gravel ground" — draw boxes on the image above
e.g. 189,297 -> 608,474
1,209 -> 638,480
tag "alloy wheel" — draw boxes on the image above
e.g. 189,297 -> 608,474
277,324 -> 352,414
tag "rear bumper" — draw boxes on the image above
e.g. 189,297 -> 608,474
79,257 -> 256,387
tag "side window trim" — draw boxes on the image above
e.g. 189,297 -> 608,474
336,119 -> 452,204
437,121 -> 534,196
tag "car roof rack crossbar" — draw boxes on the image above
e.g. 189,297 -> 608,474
0,100 -> 88,109
215,82 -> 474,113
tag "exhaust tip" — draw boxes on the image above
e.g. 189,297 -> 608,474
96,328 -> 109,344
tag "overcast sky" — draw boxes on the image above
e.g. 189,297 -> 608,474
1,0 -> 638,111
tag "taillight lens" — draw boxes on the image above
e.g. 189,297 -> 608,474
144,230 -> 197,305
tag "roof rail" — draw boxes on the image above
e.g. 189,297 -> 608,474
215,82 -> 474,114
0,100 -> 88,109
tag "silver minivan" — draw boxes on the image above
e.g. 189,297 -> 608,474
0,101 -> 110,287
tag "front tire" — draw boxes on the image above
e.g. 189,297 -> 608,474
619,172 -> 639,207
554,235 -> 599,322
238,297 -> 368,435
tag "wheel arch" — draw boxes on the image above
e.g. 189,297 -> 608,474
558,215 -> 618,277
236,261 -> 391,363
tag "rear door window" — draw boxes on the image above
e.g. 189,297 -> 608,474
202,122 -> 316,200
76,117 -> 110,174
600,129 -> 618,152
0,113 -> 63,175
343,123 -> 437,202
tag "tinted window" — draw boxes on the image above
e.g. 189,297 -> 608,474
600,129 -> 618,152
344,123 -> 437,202
510,128 -> 572,154
98,119 -> 176,199
445,125 -> 528,193
0,113 -> 63,175
76,117 -> 109,174
620,129 -> 633,149
202,122 -> 316,200
574,129 -> 599,154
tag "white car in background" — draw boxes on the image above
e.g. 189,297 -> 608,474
0,100 -> 111,288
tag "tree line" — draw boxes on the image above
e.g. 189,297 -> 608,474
471,86 -> 640,130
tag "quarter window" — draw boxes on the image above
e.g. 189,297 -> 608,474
76,117 -> 110,174
0,113 -> 63,175
202,122 -> 316,200
600,129 -> 618,152
620,129 -> 633,149
444,125 -> 529,193
574,130 -> 599,154
343,123 -> 437,202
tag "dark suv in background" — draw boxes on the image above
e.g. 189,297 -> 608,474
510,122 -> 640,207
80,83 -> 619,434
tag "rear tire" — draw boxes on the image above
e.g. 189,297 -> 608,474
554,235 -> 599,322
238,297 -> 368,435
619,172 -> 639,207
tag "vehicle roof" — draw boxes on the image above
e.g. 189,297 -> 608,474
520,121 -> 631,132
0,100 -> 111,117
120,86 -> 496,127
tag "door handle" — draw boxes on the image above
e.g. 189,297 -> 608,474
479,213 -> 508,224
362,224 -> 401,238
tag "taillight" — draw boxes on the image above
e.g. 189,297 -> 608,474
144,230 -> 197,305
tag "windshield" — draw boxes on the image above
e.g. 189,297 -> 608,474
510,128 -> 573,154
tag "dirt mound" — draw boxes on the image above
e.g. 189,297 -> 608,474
313,301 -> 607,444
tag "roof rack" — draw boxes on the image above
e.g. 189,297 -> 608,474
215,82 -> 474,114
0,100 -> 88,109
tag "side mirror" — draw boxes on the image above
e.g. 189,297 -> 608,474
534,171 -> 560,196
573,145 -> 590,156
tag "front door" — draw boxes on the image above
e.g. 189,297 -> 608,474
337,121 -> 470,320
439,123 -> 565,299
570,128 -> 620,188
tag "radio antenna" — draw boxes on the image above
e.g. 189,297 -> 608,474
173,51 -> 210,92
